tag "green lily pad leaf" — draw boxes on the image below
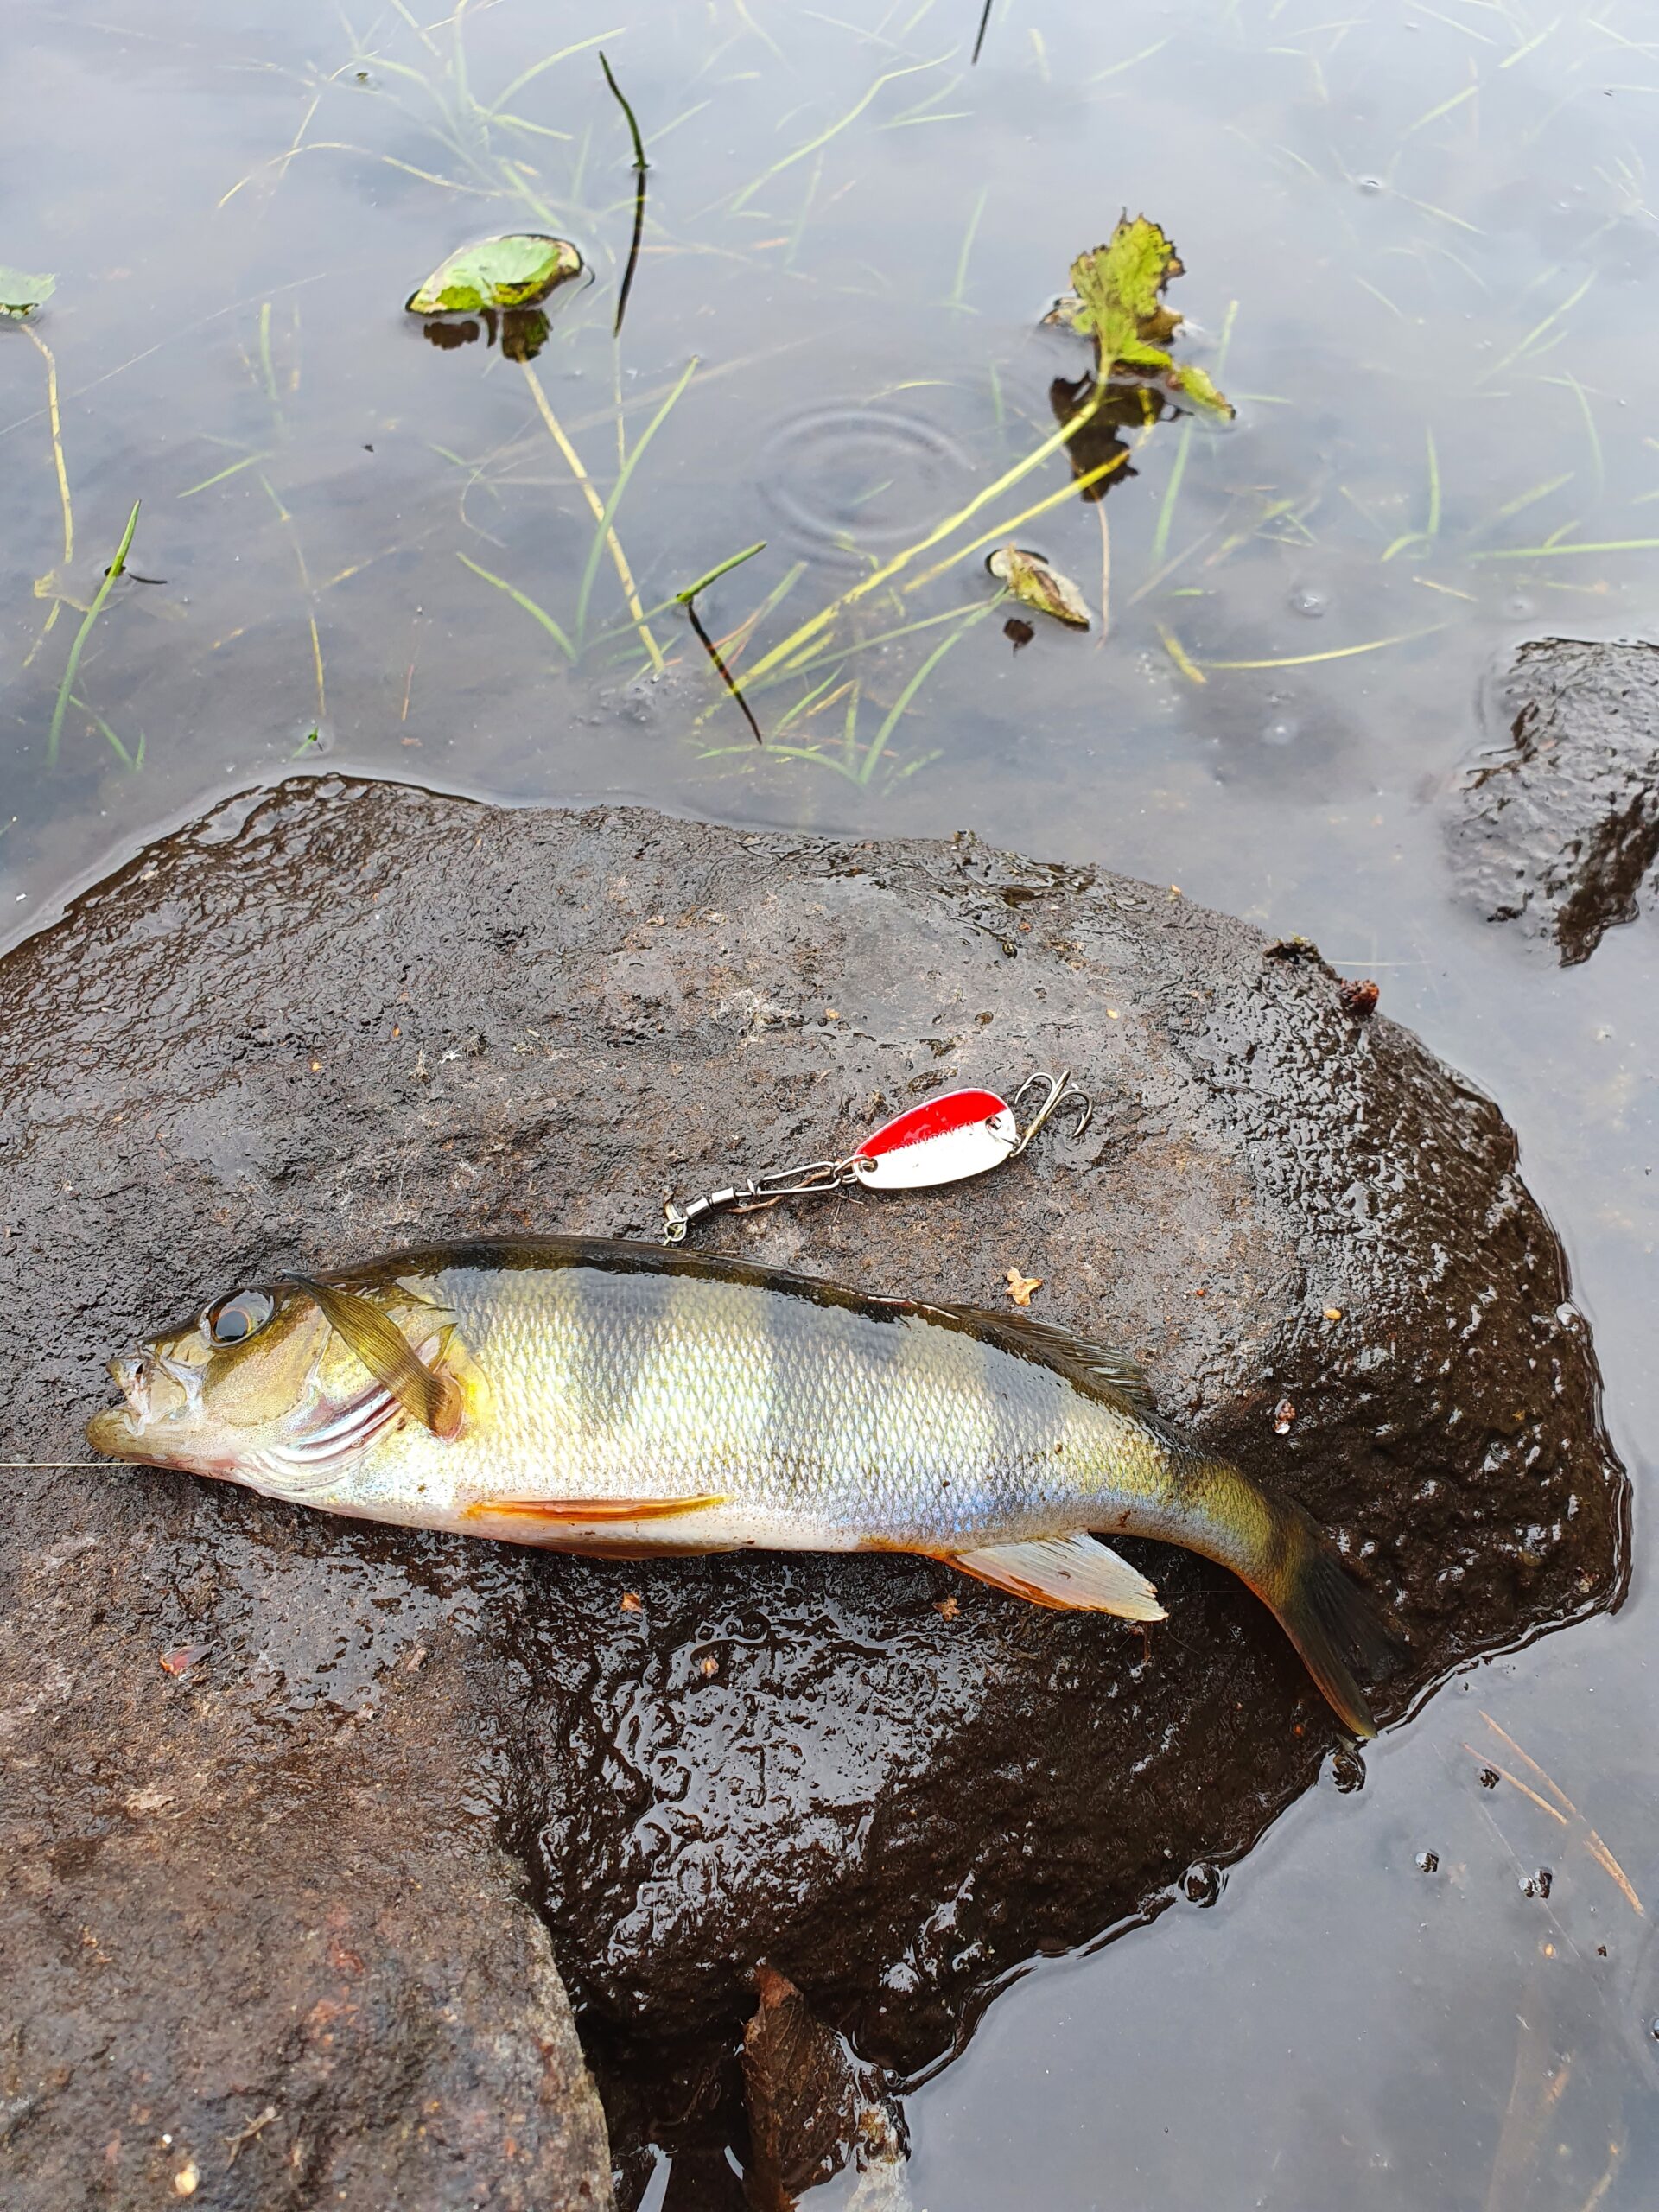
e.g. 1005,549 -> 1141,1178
1,267 -> 56,320
988,544 -> 1091,629
1057,217 -> 1233,419
406,235 -> 582,316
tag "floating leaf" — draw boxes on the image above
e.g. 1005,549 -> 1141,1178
988,544 -> 1091,629
1,266 -> 55,320
406,235 -> 582,316
1055,217 -> 1233,418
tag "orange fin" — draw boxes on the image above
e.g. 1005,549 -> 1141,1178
465,1493 -> 730,1524
948,1535 -> 1166,1620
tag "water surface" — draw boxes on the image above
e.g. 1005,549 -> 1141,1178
4,3 -> 1656,2205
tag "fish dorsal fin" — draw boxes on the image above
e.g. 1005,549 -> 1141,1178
950,1535 -> 1166,1620
289,1275 -> 464,1440
926,1306 -> 1159,1415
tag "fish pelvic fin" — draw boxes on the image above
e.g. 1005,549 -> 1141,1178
289,1275 -> 464,1440
1251,1497 -> 1395,1741
947,1534 -> 1166,1620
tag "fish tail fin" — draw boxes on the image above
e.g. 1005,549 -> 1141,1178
1257,1501 -> 1394,1740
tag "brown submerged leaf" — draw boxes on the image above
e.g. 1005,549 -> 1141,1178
988,546 -> 1090,630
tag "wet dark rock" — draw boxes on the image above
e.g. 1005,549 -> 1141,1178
1447,635 -> 1659,964
0,777 -> 1626,2204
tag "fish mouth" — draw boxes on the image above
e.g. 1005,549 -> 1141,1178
86,1356 -> 160,1462
112,1354 -> 151,1421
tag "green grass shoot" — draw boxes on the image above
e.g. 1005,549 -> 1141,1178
47,500 -> 140,767
573,356 -> 697,645
676,543 -> 766,604
456,553 -> 576,658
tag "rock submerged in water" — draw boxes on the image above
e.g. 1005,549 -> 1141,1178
0,779 -> 1625,2206
1447,634 -> 1659,964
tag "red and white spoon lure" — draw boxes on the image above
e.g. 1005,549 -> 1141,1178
660,1070 -> 1090,1243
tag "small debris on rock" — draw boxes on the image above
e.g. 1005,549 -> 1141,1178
1338,977 -> 1380,1020
1521,1866 -> 1554,1898
224,2106 -> 278,2166
172,2162 -> 199,2197
1264,935 -> 1323,963
1005,1268 -> 1043,1307
700,1655 -> 719,1678
1478,1766 -> 1499,1789
1415,1850 -> 1440,1873
159,1644 -> 210,1677
619,1591 -> 642,1612
1273,1398 -> 1296,1435
1322,1306 -> 1344,1322
935,1595 -> 959,1620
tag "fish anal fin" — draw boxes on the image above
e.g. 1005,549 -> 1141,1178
464,1493 -> 731,1525
923,1306 -> 1159,1414
949,1534 -> 1166,1620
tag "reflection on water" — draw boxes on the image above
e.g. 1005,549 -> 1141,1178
3,1 -> 1657,2205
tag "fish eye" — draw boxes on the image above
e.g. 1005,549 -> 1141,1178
206,1288 -> 275,1346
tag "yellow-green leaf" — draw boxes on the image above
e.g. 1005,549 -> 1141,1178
988,545 -> 1091,629
1,266 -> 55,320
406,235 -> 582,316
1058,217 -> 1233,419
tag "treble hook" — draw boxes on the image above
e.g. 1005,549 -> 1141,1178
1011,1067 -> 1093,1154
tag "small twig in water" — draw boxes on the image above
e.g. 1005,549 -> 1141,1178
598,49 -> 648,170
47,500 -> 139,766
972,0 -> 995,66
686,601 -> 765,745
599,53 -> 649,337
680,543 -> 768,741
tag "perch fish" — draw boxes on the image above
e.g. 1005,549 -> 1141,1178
86,1236 -> 1389,1735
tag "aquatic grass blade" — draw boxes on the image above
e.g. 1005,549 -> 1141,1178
1468,538 -> 1659,561
735,386 -> 1113,691
1198,623 -> 1448,671
859,610 -> 982,785
456,552 -> 576,658
574,357 -> 698,646
728,56 -> 945,212
47,500 -> 140,767
521,364 -> 664,671
675,542 -> 766,604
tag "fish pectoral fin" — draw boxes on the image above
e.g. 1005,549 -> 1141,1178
289,1274 -> 465,1440
465,1493 -> 731,1524
948,1535 -> 1166,1620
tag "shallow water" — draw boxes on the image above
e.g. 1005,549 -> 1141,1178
4,1 -> 1656,2205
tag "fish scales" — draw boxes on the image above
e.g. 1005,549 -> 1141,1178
431,1255 -> 1101,1546
86,1235 -> 1392,1734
